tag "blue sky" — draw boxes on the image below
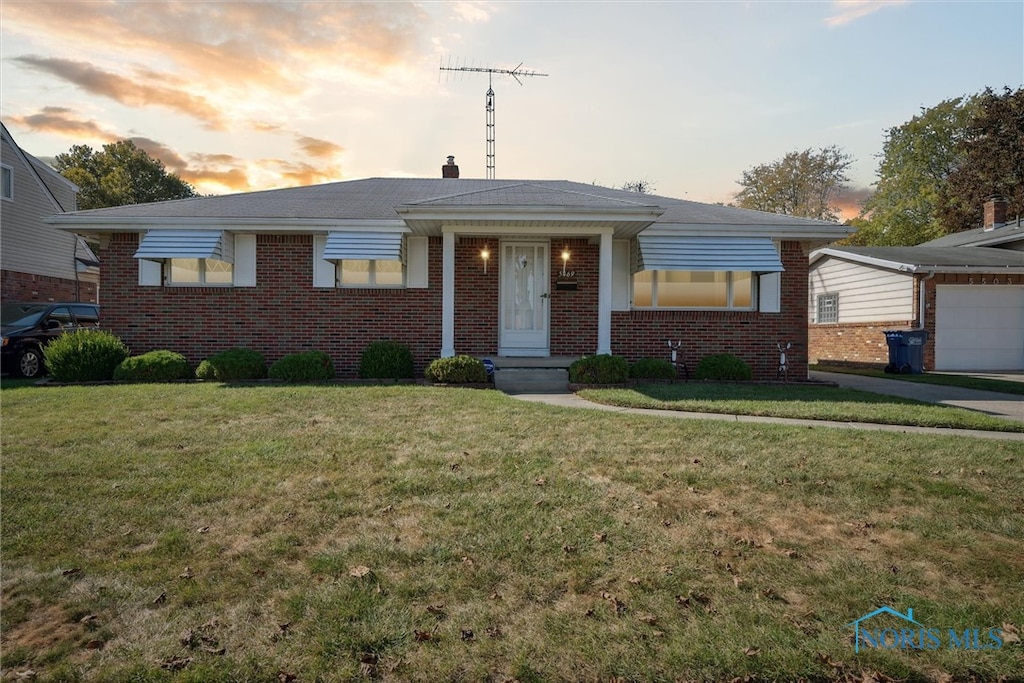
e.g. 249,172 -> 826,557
2,1 -> 1022,218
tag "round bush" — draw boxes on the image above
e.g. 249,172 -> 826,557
195,348 -> 266,381
268,350 -> 335,382
44,329 -> 129,382
114,350 -> 193,382
568,355 -> 629,384
424,355 -> 488,384
695,353 -> 752,381
359,341 -> 414,379
629,358 -> 677,380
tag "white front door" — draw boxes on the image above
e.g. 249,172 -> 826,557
499,241 -> 549,356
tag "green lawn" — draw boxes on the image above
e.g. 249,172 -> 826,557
577,383 -> 1024,432
811,364 -> 1024,396
2,384 -> 1022,682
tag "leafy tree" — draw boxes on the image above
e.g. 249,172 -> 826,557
939,87 -> 1024,233
854,96 -> 978,245
733,146 -> 852,221
54,140 -> 198,209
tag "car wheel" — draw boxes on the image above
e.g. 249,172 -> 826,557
17,346 -> 44,379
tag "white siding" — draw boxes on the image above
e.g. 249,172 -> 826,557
809,257 -> 913,323
0,135 -> 79,281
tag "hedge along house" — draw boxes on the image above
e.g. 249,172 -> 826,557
49,158 -> 850,379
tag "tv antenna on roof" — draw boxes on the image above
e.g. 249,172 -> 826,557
439,57 -> 548,179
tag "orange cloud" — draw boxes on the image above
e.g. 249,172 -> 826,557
8,107 -> 119,143
14,56 -> 227,129
833,186 -> 874,221
128,137 -> 190,174
269,159 -> 345,188
295,135 -> 345,159
4,2 -> 431,94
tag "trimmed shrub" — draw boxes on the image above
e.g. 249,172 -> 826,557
44,329 -> 129,382
629,358 -> 676,380
268,350 -> 335,382
359,341 -> 414,379
695,353 -> 752,381
114,350 -> 192,382
196,348 -> 266,381
424,355 -> 488,384
569,355 -> 629,384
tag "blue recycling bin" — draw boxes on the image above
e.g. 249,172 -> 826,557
883,329 -> 928,374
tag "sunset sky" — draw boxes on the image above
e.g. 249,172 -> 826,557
2,1 -> 1022,219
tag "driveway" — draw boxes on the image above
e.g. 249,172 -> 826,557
809,371 -> 1023,422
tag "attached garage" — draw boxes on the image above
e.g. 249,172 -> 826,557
935,285 -> 1024,371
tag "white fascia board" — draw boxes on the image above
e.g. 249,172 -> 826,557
47,216 -> 410,234
441,223 -> 615,237
644,223 -> 854,241
811,247 -> 1024,274
811,248 -> 912,272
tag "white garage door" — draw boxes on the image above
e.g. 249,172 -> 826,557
935,285 -> 1024,371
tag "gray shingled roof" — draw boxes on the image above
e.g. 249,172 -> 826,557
922,220 -> 1024,248
817,246 -> 1024,270
50,177 -> 846,229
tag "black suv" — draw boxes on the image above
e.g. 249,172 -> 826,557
1,302 -> 101,378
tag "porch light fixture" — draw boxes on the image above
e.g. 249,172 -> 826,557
481,246 -> 490,273
561,248 -> 571,275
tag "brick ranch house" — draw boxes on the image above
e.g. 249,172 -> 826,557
49,158 -> 851,380
809,198 -> 1024,372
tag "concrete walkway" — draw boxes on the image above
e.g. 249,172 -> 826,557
509,377 -> 1024,442
810,371 -> 1023,423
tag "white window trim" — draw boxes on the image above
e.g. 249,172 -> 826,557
816,292 -> 839,323
1,163 -> 13,201
631,270 -> 757,311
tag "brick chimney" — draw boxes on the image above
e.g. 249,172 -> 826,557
442,155 -> 459,179
983,197 -> 1007,231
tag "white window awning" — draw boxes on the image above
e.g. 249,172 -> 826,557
635,236 -> 784,273
134,229 -> 234,263
323,231 -> 404,262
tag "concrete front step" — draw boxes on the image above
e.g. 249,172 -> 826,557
493,367 -> 570,394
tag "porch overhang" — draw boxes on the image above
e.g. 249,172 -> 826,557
396,205 -> 664,239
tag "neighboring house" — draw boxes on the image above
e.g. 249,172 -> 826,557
809,198 -> 1024,371
1,122 -> 99,303
48,157 -> 850,379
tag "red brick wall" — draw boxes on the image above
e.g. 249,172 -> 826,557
100,235 -> 813,380
101,234 -> 442,377
808,321 -> 909,367
2,269 -> 98,303
611,241 -> 810,380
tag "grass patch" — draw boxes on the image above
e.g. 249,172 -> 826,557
2,383 -> 1023,681
578,383 -> 1024,432
812,364 -> 1024,396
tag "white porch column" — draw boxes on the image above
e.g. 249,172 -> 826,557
441,230 -> 456,357
597,231 -> 613,355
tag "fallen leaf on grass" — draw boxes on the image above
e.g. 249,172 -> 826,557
152,591 -> 167,605
277,672 -> 297,683
486,625 -> 503,638
562,544 -> 577,554
534,477 -> 546,486
638,613 -> 657,625
179,567 -> 193,579
349,565 -> 372,578
84,639 -> 104,650
196,526 -> 210,534
1003,622 -> 1020,644
61,567 -> 81,577
743,647 -> 760,657
594,532 -> 607,543
460,629 -> 475,641
160,656 -> 193,671
426,604 -> 447,618
414,629 -> 433,642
